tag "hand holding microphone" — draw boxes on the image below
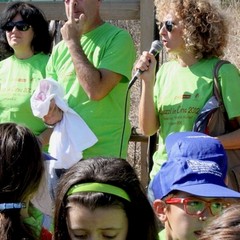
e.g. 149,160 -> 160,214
128,40 -> 163,89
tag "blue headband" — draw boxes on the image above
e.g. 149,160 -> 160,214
0,203 -> 26,211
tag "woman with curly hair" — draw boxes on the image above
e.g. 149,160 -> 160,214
136,0 -> 240,181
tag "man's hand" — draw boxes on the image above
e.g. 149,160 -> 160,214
43,99 -> 63,126
61,0 -> 86,43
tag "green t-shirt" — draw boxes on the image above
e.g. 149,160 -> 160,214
150,57 -> 240,179
0,53 -> 49,136
46,22 -> 136,159
23,202 -> 52,239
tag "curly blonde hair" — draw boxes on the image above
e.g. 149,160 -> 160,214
154,0 -> 228,59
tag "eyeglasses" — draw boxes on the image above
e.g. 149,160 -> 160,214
165,197 -> 230,216
3,21 -> 31,32
162,21 -> 175,32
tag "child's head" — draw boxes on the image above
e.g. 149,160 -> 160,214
54,157 -> 159,240
0,123 -> 44,202
149,131 -> 240,240
0,123 -> 44,238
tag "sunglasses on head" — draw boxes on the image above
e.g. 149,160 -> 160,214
163,21 -> 175,32
3,21 -> 31,32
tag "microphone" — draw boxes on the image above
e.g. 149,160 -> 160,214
128,40 -> 163,89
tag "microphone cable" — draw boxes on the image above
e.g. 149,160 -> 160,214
119,40 -> 162,158
119,85 -> 130,158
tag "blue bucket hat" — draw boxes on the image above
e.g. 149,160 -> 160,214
150,131 -> 240,200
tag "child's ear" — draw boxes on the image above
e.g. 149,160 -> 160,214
153,199 -> 167,223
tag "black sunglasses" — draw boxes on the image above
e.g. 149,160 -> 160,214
163,21 -> 175,32
3,21 -> 31,32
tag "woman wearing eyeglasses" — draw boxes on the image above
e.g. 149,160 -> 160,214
0,1 -> 52,147
0,2 -> 53,239
136,0 -> 240,181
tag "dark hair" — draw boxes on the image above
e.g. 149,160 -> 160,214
54,157 -> 159,240
0,1 -> 52,56
200,204 -> 240,240
0,123 -> 44,239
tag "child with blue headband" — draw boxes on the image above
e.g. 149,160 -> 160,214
0,123 -> 52,239
53,157 -> 159,240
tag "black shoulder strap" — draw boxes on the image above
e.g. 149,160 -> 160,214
213,60 -> 230,106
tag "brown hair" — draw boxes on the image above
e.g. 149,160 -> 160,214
0,123 -> 44,239
54,157 -> 159,240
200,204 -> 240,240
154,0 -> 227,59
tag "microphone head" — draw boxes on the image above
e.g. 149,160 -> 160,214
150,40 -> 163,56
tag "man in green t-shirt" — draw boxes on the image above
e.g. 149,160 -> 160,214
43,0 -> 136,162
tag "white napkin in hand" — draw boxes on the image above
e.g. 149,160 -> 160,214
31,78 -> 98,169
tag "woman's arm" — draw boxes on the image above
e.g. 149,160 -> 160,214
137,51 -> 160,136
217,117 -> 240,150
